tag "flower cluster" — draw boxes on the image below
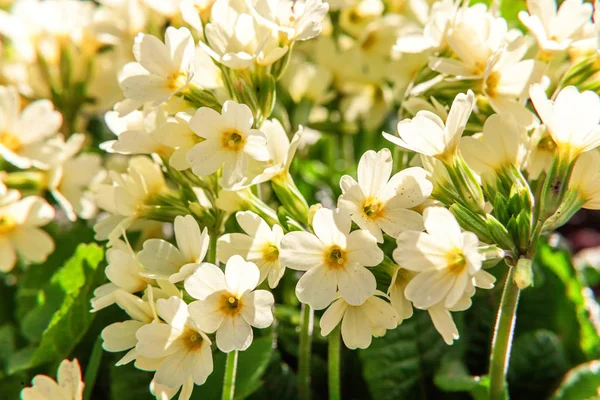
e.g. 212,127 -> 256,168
1,0 -> 599,398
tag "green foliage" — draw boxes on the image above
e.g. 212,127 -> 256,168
507,330 -> 568,398
434,241 -> 600,400
434,355 -> 490,400
109,362 -> 155,400
16,222 -> 95,321
359,310 -> 448,399
191,337 -> 275,400
517,243 -> 600,363
551,361 -> 600,400
8,243 -> 105,374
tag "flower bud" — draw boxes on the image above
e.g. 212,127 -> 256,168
271,172 -> 309,224
444,153 -> 486,215
485,214 -> 517,254
449,203 -> 492,243
514,258 -> 533,289
538,153 -> 576,222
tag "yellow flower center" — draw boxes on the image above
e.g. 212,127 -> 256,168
361,31 -> 379,51
362,197 -> 384,220
261,242 -> 280,263
184,330 -> 205,350
473,61 -> 487,76
324,245 -> 347,270
167,71 -> 188,91
446,248 -> 467,274
221,130 -> 246,152
220,293 -> 242,316
484,71 -> 501,98
0,131 -> 22,152
0,214 -> 17,235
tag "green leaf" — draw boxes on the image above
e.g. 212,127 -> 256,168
16,222 -> 95,321
517,243 -> 600,363
8,243 -> 105,374
359,310 -> 448,399
434,355 -> 491,400
248,351 -> 297,400
110,362 -> 154,400
551,361 -> 600,400
190,336 -> 274,399
0,324 -> 17,377
83,335 -> 104,400
507,330 -> 569,398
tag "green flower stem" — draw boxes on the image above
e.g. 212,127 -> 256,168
298,304 -> 314,400
488,265 -> 521,400
222,350 -> 238,400
83,335 -> 104,400
328,325 -> 341,400
209,231 -> 218,264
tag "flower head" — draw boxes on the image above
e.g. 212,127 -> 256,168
201,0 -> 288,69
21,359 -> 84,400
338,148 -> 432,242
0,195 -> 55,272
320,292 -> 399,349
568,150 -> 600,209
138,215 -> 209,283
0,85 -> 63,169
280,207 -> 383,309
519,0 -> 594,53
530,84 -> 600,160
393,207 -> 495,310
185,256 -> 275,352
48,134 -> 105,221
91,239 -> 151,312
119,27 -> 196,105
136,296 -> 214,389
384,90 -> 475,162
94,156 -> 168,241
186,101 -> 269,188
218,211 -> 285,288
460,114 -> 529,178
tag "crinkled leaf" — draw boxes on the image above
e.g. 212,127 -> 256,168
8,243 -> 105,374
16,222 -> 95,322
551,360 -> 600,400
359,310 -> 448,399
507,330 -> 568,398
517,243 -> 600,363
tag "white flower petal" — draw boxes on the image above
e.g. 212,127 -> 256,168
346,230 -> 383,266
296,265 -> 337,310
357,149 -> 392,197
224,255 -> 260,295
341,306 -> 372,349
184,263 -> 227,300
216,314 -> 253,352
336,264 -> 377,306
280,231 -> 325,271
320,298 -> 347,336
187,295 -> 225,333
240,290 -> 274,328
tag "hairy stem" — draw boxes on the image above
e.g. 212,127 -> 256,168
222,350 -> 238,400
328,325 -> 341,400
488,266 -> 521,400
209,230 -> 218,265
298,304 -> 314,400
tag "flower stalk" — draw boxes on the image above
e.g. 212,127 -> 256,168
222,350 -> 239,400
298,304 -> 314,400
488,264 -> 520,400
328,325 -> 341,400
